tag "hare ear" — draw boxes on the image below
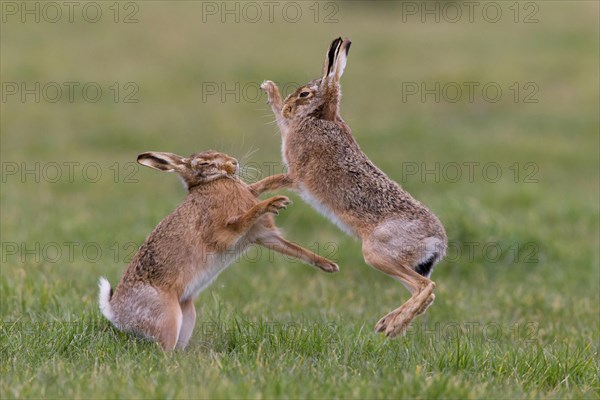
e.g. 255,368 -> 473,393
322,37 -> 343,79
137,152 -> 186,172
322,37 -> 351,83
332,38 -> 351,82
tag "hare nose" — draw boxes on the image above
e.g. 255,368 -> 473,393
223,160 -> 237,174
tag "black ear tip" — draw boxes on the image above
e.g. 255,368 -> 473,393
137,153 -> 170,166
345,41 -> 352,55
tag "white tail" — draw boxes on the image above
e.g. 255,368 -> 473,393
98,277 -> 115,322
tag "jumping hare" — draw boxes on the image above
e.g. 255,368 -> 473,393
255,37 -> 448,337
99,150 -> 339,350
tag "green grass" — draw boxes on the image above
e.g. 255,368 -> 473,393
1,1 -> 598,398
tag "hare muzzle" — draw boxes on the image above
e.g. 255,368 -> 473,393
224,161 -> 237,175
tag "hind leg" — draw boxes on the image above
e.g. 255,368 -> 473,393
416,293 -> 435,316
363,243 -> 436,338
145,294 -> 182,351
374,273 -> 435,337
126,289 -> 182,351
176,299 -> 196,349
398,280 -> 436,316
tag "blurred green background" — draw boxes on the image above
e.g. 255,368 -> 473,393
1,1 -> 598,398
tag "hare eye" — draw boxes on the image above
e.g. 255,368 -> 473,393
299,91 -> 310,98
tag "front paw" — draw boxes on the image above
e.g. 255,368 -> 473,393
261,80 -> 279,104
266,196 -> 291,215
318,260 -> 340,273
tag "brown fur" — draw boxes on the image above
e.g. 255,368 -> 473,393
99,150 -> 338,350
255,37 -> 448,337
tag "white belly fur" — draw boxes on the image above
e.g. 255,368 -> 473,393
298,185 -> 356,237
180,251 -> 239,302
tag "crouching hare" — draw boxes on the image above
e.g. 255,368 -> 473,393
257,37 -> 448,337
99,150 -> 338,350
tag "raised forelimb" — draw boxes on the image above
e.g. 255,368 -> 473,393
226,196 -> 290,232
261,80 -> 289,135
249,173 -> 294,196
259,235 -> 339,273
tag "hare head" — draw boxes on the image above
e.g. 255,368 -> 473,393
137,150 -> 239,191
282,37 -> 351,121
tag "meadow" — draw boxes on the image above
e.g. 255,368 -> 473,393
1,1 -> 598,398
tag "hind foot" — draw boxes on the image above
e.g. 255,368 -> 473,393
416,293 -> 435,316
374,283 -> 435,338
